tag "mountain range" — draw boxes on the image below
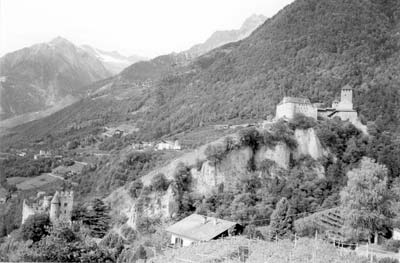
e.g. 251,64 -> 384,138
2,0 -> 400,148
80,45 -> 147,74
0,37 -> 112,121
184,14 -> 267,57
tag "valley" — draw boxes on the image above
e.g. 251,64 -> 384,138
1,0 -> 400,262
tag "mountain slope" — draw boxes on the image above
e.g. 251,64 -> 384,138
0,37 -> 111,121
184,14 -> 267,58
80,45 -> 147,74
2,0 -> 400,148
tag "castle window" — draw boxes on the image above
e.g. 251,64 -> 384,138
64,203 -> 67,207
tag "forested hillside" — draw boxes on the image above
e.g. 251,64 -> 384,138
2,0 -> 400,148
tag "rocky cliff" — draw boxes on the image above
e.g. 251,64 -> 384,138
111,127 -> 327,227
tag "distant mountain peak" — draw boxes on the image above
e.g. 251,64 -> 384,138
184,14 -> 268,58
49,36 -> 73,46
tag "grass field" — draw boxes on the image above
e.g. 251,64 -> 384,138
8,173 -> 62,190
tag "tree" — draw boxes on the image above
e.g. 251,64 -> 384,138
20,213 -> 50,242
151,173 -> 170,192
340,157 -> 393,244
269,197 -> 293,239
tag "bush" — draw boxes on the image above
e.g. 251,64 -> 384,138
289,113 -> 317,130
129,179 -> 143,198
238,128 -> 261,150
270,120 -> 298,150
151,173 -> 170,192
20,213 -> 51,242
204,144 -> 228,166
378,258 -> 399,263
383,239 -> 400,253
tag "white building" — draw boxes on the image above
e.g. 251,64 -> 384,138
393,228 -> 400,240
165,214 -> 242,247
156,140 -> 181,151
276,97 -> 318,120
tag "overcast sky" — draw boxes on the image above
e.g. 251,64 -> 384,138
0,0 -> 294,58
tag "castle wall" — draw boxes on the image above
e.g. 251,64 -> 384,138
22,201 -> 37,225
276,102 -> 317,120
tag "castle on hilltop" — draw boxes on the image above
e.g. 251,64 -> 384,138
276,85 -> 359,124
22,190 -> 74,225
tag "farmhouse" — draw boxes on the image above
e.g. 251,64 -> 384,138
156,140 -> 181,151
392,228 -> 400,241
34,150 -> 51,160
166,214 -> 243,247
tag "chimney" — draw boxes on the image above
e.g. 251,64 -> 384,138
203,216 -> 207,224
213,218 -> 218,225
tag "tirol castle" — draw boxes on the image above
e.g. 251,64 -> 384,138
275,85 -> 365,132
22,191 -> 74,225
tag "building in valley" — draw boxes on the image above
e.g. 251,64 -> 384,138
166,214 -> 243,247
156,140 -> 181,151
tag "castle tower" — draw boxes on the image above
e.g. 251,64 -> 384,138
49,191 -> 61,223
337,85 -> 353,110
58,191 -> 74,222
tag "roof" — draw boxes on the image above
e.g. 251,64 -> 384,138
165,214 -> 239,242
51,191 -> 60,204
279,97 -> 311,105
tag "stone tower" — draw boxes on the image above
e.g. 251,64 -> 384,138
337,85 -> 353,110
49,191 -> 61,222
49,191 -> 74,224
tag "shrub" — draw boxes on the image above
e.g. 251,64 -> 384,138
238,128 -> 261,150
270,120 -> 297,150
151,173 -> 170,192
383,239 -> 400,253
129,179 -> 143,199
20,213 -> 51,242
378,258 -> 399,263
289,113 -> 317,130
204,144 -> 228,166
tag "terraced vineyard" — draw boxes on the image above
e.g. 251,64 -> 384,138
151,236 -> 367,263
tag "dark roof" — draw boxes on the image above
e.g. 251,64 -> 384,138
279,97 -> 311,105
166,214 -> 239,241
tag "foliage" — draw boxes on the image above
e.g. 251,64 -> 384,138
382,239 -> 400,253
20,213 -> 50,242
129,179 -> 143,199
341,157 -> 394,243
204,143 -> 229,166
238,128 -> 262,150
14,225 -> 116,262
73,199 -> 111,238
0,156 -> 56,178
289,113 -> 317,130
270,121 -> 297,150
150,173 -> 170,192
269,198 -> 293,239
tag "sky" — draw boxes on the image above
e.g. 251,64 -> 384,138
0,0 -> 294,58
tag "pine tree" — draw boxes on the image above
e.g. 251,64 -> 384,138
269,197 -> 293,240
